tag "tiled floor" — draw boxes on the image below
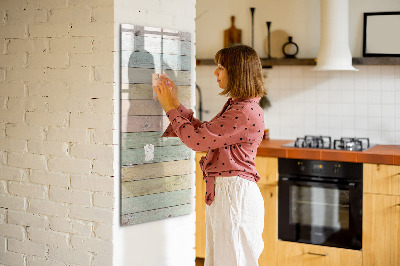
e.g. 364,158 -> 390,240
195,257 -> 204,266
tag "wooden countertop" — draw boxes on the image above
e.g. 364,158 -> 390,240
257,139 -> 400,165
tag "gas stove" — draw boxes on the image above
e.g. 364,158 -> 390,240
283,135 -> 373,151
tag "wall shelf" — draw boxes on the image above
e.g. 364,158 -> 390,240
196,57 -> 400,67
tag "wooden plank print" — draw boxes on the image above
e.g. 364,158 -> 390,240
121,203 -> 191,226
121,131 -> 183,149
121,67 -> 191,85
121,33 -> 191,56
121,145 -> 191,166
121,115 -> 170,133
121,189 -> 192,215
121,174 -> 191,198
121,160 -> 191,182
121,99 -> 191,116
121,51 -> 191,71
121,83 -> 191,101
120,24 -> 192,226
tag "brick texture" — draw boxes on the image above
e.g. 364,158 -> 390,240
0,0 -> 114,264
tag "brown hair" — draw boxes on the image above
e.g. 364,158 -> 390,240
214,44 -> 266,99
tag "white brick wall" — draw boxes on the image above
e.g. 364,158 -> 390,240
0,0 -> 114,265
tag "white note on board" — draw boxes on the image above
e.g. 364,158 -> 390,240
144,144 -> 154,161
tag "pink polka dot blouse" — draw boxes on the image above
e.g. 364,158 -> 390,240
162,97 -> 265,205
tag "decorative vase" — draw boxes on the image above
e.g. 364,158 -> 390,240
282,36 -> 299,58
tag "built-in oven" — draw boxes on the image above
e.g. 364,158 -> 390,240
278,158 -> 363,250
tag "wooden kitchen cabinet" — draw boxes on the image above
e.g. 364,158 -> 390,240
256,156 -> 278,266
363,163 -> 400,266
255,156 -> 278,186
276,241 -> 362,266
364,163 -> 400,196
363,193 -> 400,266
195,152 -> 207,258
195,154 -> 279,264
259,184 -> 278,266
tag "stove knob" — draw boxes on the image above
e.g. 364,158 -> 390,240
298,161 -> 305,171
334,164 -> 341,174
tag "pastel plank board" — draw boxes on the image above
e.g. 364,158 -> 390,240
120,24 -> 192,226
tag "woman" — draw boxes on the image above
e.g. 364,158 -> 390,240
153,44 -> 266,266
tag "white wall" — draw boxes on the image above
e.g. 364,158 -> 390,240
196,0 -> 400,145
196,0 -> 400,58
113,1 -> 197,266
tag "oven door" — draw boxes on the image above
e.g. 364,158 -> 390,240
278,176 -> 362,250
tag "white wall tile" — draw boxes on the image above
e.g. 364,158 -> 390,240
196,65 -> 400,144
368,130 -> 382,144
355,89 -> 368,104
367,76 -> 381,91
316,89 -> 329,103
341,104 -> 355,116
355,104 -> 368,117
382,105 -> 395,118
316,103 -> 329,115
328,88 -> 341,103
341,128 -> 355,137
329,103 -> 341,116
395,66 -> 400,78
381,66 -> 395,77
316,115 -> 330,128
382,90 -> 395,104
382,131 -> 396,144
368,117 -> 381,131
304,102 -> 316,115
382,117 -> 396,131
367,91 -> 381,105
341,89 -> 354,104
342,117 -> 355,129
382,78 -> 395,91
367,104 -> 381,118
355,116 -> 368,130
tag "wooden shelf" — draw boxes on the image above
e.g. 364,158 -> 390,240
196,57 -> 400,67
352,57 -> 400,65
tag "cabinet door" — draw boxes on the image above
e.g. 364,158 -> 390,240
363,193 -> 400,266
195,152 -> 207,258
255,156 -> 278,186
259,185 -> 278,266
364,164 -> 400,196
277,241 -> 362,266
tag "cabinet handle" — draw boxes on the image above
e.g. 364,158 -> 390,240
307,252 -> 328,256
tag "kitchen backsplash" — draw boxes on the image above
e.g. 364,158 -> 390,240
196,65 -> 400,145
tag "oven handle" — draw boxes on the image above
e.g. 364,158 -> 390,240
280,177 -> 357,189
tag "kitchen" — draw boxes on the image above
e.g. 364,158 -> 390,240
195,0 -> 400,265
0,0 -> 398,265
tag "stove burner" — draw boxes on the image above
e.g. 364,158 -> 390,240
333,137 -> 370,151
295,135 -> 332,149
286,136 -> 372,151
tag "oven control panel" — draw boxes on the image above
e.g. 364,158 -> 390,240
281,158 -> 362,180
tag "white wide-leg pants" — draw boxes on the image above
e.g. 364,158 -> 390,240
205,176 -> 264,266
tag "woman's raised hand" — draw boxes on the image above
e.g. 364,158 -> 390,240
153,76 -> 175,113
160,74 -> 180,108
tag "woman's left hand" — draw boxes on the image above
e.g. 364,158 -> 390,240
153,79 -> 175,113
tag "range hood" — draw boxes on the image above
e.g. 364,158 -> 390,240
314,0 -> 358,71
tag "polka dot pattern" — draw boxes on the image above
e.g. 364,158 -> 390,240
161,97 -> 265,205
